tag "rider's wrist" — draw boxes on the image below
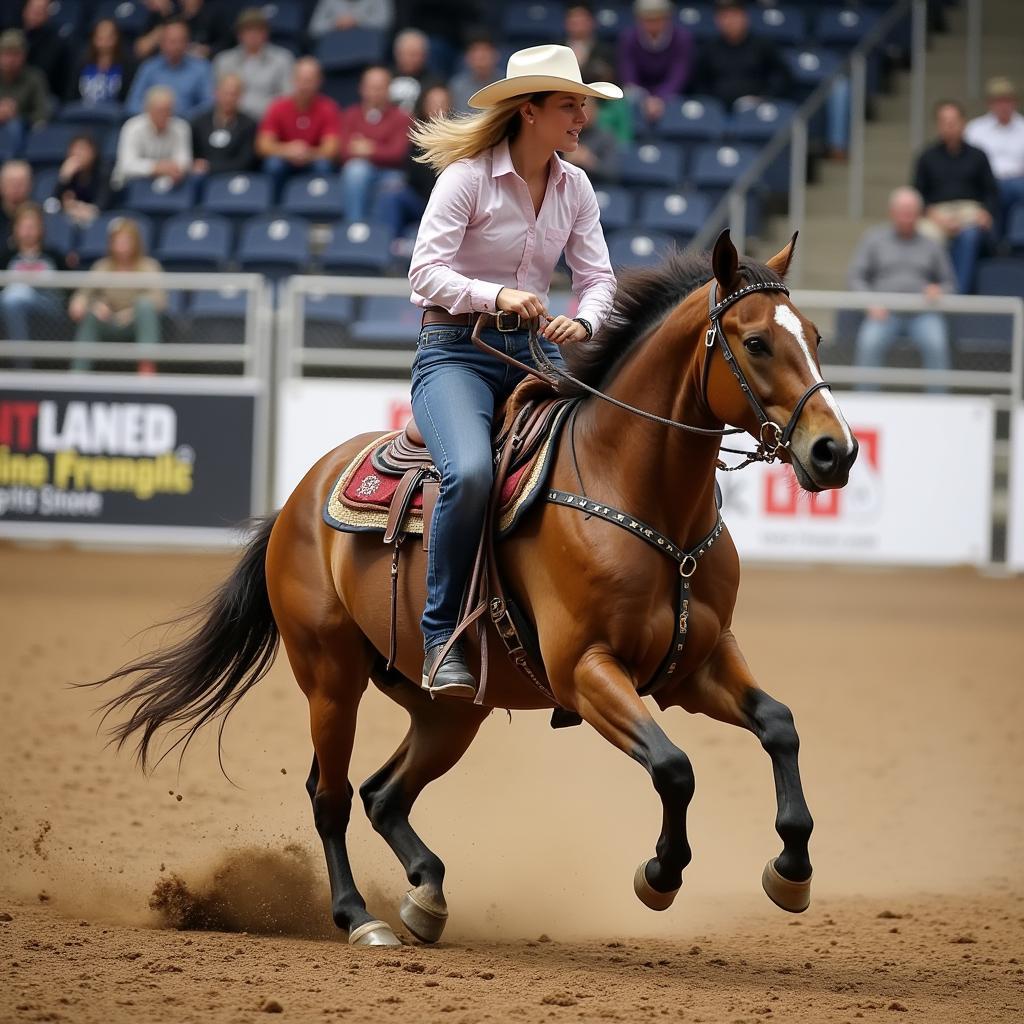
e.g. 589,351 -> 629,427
572,317 -> 593,340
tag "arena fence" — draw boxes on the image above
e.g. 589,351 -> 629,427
0,271 -> 273,546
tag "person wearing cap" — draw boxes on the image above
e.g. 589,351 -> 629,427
966,77 -> 1024,233
213,8 -> 295,122
0,29 -> 51,155
125,17 -> 214,119
407,44 -> 619,697
619,0 -> 695,123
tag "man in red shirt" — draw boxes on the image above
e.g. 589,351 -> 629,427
338,65 -> 413,222
257,57 -> 341,198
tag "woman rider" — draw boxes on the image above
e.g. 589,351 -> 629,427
408,44 -> 621,699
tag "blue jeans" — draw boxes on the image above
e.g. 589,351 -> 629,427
340,159 -> 405,222
997,176 -> 1024,235
0,284 -> 61,369
949,225 -> 986,294
854,312 -> 950,391
827,74 -> 850,153
410,323 -> 563,649
373,184 -> 426,239
262,156 -> 334,201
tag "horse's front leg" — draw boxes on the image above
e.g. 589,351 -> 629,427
681,632 -> 814,913
571,649 -> 696,910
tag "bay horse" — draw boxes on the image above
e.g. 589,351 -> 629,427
94,231 -> 857,947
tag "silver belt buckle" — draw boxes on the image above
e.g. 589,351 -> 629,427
496,310 -> 521,332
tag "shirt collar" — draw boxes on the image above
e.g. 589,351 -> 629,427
491,138 -> 567,184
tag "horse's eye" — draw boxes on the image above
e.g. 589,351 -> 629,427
744,337 -> 768,355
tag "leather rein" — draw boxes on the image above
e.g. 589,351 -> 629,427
470,279 -> 833,471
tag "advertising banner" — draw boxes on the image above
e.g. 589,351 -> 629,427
1009,405 -> 1024,572
278,383 -> 994,568
717,394 -> 993,566
0,373 -> 258,543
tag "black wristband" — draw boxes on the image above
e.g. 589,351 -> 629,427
572,317 -> 593,339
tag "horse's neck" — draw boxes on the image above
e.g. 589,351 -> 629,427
574,306 -> 722,548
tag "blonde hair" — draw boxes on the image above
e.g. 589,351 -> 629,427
411,93 -> 548,174
107,216 -> 147,265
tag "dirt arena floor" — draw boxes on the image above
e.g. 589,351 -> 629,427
1,545 -> 1022,1024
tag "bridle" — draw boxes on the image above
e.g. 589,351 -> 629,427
473,277 -> 832,472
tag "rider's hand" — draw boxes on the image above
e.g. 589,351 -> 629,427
496,287 -> 547,321
542,315 -> 588,345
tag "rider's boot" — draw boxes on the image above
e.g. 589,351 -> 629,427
422,639 -> 477,700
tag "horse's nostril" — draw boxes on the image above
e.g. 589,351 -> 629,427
810,436 -> 838,471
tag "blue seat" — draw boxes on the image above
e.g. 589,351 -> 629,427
750,5 -> 806,45
303,293 -> 358,348
593,185 -> 633,232
675,3 -> 716,39
783,46 -> 843,90
975,258 -> 1024,299
264,1 -> 305,42
501,3 -> 566,44
202,172 -> 273,218
56,102 -> 126,127
189,288 -> 249,345
593,3 -> 632,40
349,295 -> 422,347
320,221 -> 393,274
655,95 -> 727,142
815,6 -> 880,47
690,143 -> 759,190
1005,205 -> 1024,253
606,229 -> 675,269
49,0 -> 83,40
638,189 -> 711,243
23,124 -> 85,166
156,213 -> 232,271
124,176 -> 197,218
282,172 -> 345,220
42,211 -> 76,257
77,211 -> 155,263
950,313 -> 1014,354
31,166 -> 60,205
96,0 -> 151,36
237,215 -> 310,277
619,142 -> 685,189
315,28 -> 387,74
729,99 -> 798,141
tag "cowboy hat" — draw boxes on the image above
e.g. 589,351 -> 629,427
468,44 -> 623,109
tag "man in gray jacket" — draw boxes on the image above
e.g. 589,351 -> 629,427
848,186 -> 957,384
213,9 -> 294,121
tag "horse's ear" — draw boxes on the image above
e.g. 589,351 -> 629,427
766,231 -> 799,280
712,229 -> 740,295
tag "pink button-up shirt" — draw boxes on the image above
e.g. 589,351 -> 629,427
409,139 -> 617,333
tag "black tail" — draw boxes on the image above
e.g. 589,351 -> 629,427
88,513 -> 280,773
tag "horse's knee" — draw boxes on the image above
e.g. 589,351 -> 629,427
359,777 -> 403,834
651,748 -> 695,803
312,787 -> 352,836
758,699 -> 799,757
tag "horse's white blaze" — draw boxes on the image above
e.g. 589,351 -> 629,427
773,304 -> 854,448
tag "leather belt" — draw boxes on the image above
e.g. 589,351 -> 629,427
421,307 -> 525,332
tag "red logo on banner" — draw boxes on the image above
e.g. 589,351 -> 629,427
763,428 -> 879,518
0,400 -> 39,451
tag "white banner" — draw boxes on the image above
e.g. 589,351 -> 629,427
278,384 -> 994,568
717,394 -> 993,566
1009,405 -> 1024,571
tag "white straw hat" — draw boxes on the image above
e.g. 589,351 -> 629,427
467,44 -> 623,109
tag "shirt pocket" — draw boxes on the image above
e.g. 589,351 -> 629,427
417,325 -> 470,348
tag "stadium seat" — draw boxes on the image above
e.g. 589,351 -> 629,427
783,47 -> 843,91
675,3 -> 717,40
124,176 -> 197,218
349,295 -> 422,347
31,167 -> 59,205
282,172 -> 345,220
23,123 -> 85,166
320,221 -> 393,274
264,1 -> 305,43
815,6 -> 880,48
315,28 -> 387,74
202,172 -> 273,219
56,102 -> 126,127
638,189 -> 711,244
606,229 -> 676,269
42,211 -> 76,257
501,3 -> 566,44
303,293 -> 358,348
1005,205 -> 1024,253
690,143 -> 759,190
949,312 -> 1014,355
95,0 -> 151,36
189,288 -> 249,346
77,211 -> 155,263
655,96 -> 727,142
750,5 -> 806,45
593,3 -> 632,40
975,258 -> 1024,300
618,142 -> 685,189
237,215 -> 311,278
49,0 -> 82,40
156,213 -> 233,271
593,185 -> 633,232
729,99 -> 798,141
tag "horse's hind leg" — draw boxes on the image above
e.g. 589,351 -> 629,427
360,686 -> 488,942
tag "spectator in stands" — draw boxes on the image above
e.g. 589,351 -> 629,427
0,203 -> 65,362
848,187 -> 956,387
53,134 -> 110,226
448,33 -> 498,115
126,18 -> 214,118
309,0 -> 394,38
112,85 -> 192,189
212,8 -> 294,121
21,0 -> 69,100
175,0 -> 235,60
191,73 -> 256,177
130,0 -> 178,62
338,65 -> 412,222
619,0 -> 695,124
67,19 -> 135,107
0,159 -> 32,244
374,83 -> 450,246
965,76 -> 1024,233
69,217 -> 166,373
565,3 -> 615,83
395,0 -> 479,78
390,28 -> 432,114
0,29 -> 51,154
257,58 -> 341,198
914,99 -> 999,294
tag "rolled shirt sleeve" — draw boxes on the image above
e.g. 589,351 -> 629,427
565,175 -> 616,334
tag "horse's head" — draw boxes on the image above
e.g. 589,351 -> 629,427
704,230 -> 858,491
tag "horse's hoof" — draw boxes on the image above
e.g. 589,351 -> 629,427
633,859 -> 679,912
400,887 -> 448,943
349,920 -> 402,946
761,858 -> 811,914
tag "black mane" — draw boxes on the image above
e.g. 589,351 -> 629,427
563,248 -> 783,390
